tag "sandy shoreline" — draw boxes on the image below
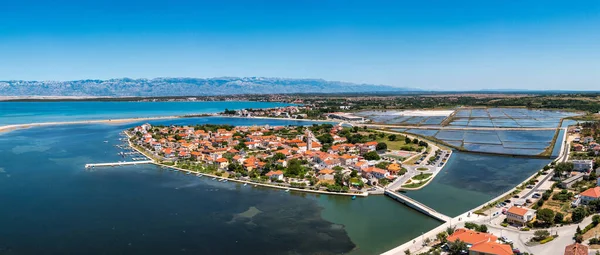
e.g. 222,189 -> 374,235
0,116 -> 183,133
0,115 -> 340,134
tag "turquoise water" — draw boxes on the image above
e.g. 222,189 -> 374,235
0,117 -> 442,255
0,101 -> 293,125
0,102 -> 566,254
406,151 -> 551,217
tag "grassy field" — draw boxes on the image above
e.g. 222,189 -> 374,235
374,134 -> 422,151
402,181 -> 427,189
416,167 -> 429,171
413,173 -> 432,181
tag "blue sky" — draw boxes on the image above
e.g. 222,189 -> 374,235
1,0 -> 599,90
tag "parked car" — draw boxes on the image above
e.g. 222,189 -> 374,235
526,185 -> 534,189
526,199 -> 532,204
513,195 -> 520,198
504,199 -> 511,203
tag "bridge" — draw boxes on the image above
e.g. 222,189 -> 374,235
85,160 -> 153,168
384,190 -> 450,222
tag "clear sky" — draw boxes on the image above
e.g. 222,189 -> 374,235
1,0 -> 599,90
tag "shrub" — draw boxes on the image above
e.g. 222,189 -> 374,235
521,227 -> 530,231
539,236 -> 554,244
500,223 -> 508,227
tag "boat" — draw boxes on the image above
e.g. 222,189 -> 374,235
243,183 -> 247,186
352,195 -> 356,200
186,172 -> 190,175
254,185 -> 257,187
212,177 -> 216,180
223,180 -> 228,183
103,141 -> 108,143
285,189 -> 290,192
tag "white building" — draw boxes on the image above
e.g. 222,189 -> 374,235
572,160 -> 594,172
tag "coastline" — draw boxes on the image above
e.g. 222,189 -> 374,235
123,131 -> 368,198
382,125 -> 571,254
0,114 -> 340,134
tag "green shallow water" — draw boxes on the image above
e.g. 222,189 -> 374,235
0,102 -> 560,254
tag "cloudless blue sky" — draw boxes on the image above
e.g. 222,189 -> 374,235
1,0 -> 599,90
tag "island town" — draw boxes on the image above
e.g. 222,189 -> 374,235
126,122 -> 449,195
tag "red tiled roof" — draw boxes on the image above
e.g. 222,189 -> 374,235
470,242 -> 513,255
564,243 -> 588,255
581,187 -> 600,198
507,206 -> 529,217
447,228 -> 498,246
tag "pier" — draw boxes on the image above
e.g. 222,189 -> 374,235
85,160 -> 153,168
384,190 -> 450,222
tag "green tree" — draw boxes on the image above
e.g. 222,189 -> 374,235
533,230 -> 550,241
350,170 -> 358,178
376,142 -> 388,151
388,134 -> 397,141
554,212 -> 564,223
572,207 -> 587,223
436,231 -> 448,244
448,240 -> 468,255
476,224 -> 488,233
405,137 -> 411,144
286,159 -> 302,177
536,208 -> 555,224
446,226 -> 456,235
317,133 -> 334,144
363,151 -> 380,160
412,138 -> 419,144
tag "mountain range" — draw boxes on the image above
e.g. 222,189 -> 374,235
0,77 -> 415,97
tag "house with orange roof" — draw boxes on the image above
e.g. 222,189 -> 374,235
215,157 -> 229,169
162,148 -> 175,158
580,186 -> 600,204
265,170 -> 284,181
447,228 -> 498,247
469,241 -> 513,255
353,161 -> 368,171
564,243 -> 588,255
370,168 -> 389,179
506,206 -> 535,226
317,169 -> 335,182
387,163 -> 402,174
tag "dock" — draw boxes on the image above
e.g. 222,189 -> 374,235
85,160 -> 153,168
384,190 -> 450,222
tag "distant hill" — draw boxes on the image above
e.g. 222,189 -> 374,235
0,77 -> 416,97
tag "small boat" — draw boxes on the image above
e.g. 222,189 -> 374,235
254,185 -> 257,187
285,189 -> 290,192
352,195 -> 356,200
212,177 -> 216,180
186,172 -> 190,175
243,183 -> 247,186
223,180 -> 228,183
103,141 -> 108,143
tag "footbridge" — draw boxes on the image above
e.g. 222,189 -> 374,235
384,190 -> 450,222
85,160 -> 153,168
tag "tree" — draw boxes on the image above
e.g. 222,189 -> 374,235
350,170 -> 358,178
533,230 -> 550,241
543,165 -> 550,171
572,207 -> 587,223
363,151 -> 380,160
286,159 -> 302,177
554,162 -> 574,177
554,212 -> 564,223
593,215 -> 600,225
405,137 -> 411,144
272,152 -> 286,161
317,133 -> 334,145
448,240 -> 468,255
388,134 -> 397,141
536,208 -> 555,224
436,231 -> 448,244
412,138 -> 419,144
376,142 -> 388,151
446,226 -> 456,235
476,224 -> 488,233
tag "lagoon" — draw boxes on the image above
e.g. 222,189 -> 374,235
0,101 -> 293,125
